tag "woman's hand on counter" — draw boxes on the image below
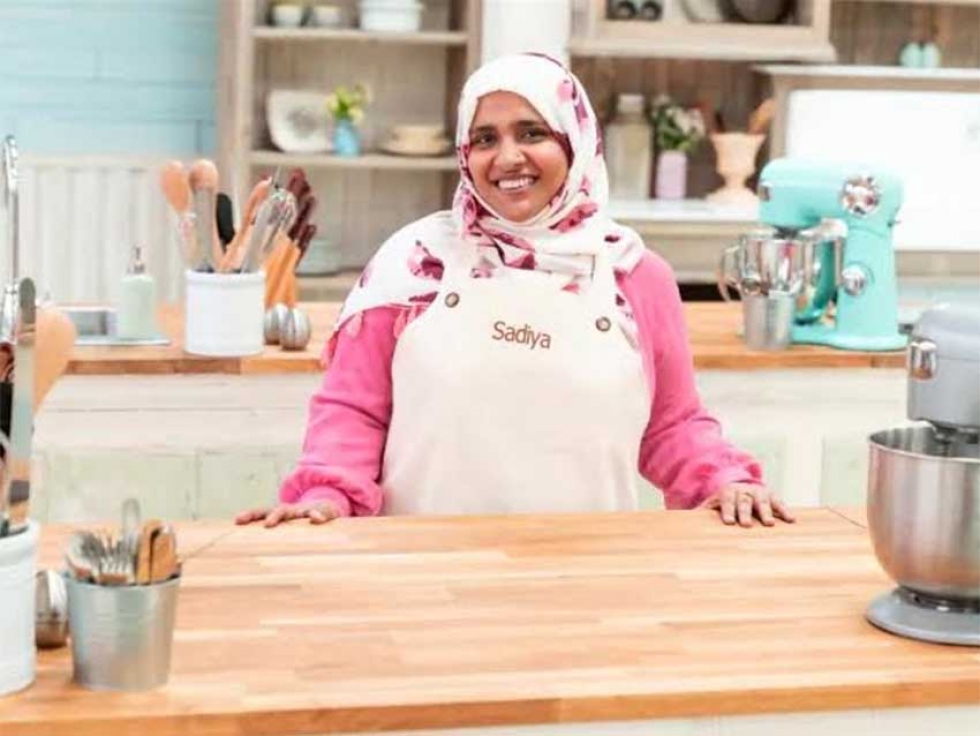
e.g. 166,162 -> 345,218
235,501 -> 340,527
699,484 -> 796,528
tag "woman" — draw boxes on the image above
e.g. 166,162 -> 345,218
237,54 -> 794,529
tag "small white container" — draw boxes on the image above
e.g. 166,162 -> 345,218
359,0 -> 423,32
270,3 -> 306,27
184,270 -> 265,357
310,4 -> 344,27
0,522 -> 40,697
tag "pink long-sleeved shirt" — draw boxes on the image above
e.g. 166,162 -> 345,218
279,249 -> 763,515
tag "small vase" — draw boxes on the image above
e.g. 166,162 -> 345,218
333,118 -> 361,157
654,150 -> 688,200
707,133 -> 765,206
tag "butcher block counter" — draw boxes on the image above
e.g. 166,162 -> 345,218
66,303 -> 905,375
4,509 -> 978,736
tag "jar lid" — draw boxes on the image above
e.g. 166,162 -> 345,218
913,303 -> 980,361
617,94 -> 645,115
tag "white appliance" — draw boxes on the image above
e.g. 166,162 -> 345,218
784,89 -> 980,252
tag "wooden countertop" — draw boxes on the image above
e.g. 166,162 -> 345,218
66,302 -> 905,375
5,509 -> 977,736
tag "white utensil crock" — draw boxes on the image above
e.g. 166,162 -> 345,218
0,522 -> 40,696
184,270 -> 265,357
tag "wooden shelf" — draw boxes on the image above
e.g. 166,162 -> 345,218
755,64 -> 980,83
253,27 -> 469,45
837,0 -> 980,5
250,150 -> 458,171
571,0 -> 835,62
569,35 -> 835,62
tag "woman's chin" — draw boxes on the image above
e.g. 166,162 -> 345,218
491,198 -> 544,224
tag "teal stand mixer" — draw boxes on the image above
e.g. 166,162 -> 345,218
756,158 -> 908,352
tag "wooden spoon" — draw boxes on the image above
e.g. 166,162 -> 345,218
222,177 -> 272,272
159,160 -> 191,213
189,159 -> 222,271
33,306 -> 76,412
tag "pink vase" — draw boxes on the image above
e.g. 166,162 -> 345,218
654,150 -> 688,200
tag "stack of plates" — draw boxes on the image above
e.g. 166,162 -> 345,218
380,124 -> 452,157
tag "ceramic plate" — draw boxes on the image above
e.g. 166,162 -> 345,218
267,90 -> 333,154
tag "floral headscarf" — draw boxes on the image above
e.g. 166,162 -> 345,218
330,53 -> 646,350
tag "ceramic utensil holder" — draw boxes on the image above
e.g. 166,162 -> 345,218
184,270 -> 265,357
65,574 -> 180,691
0,522 -> 39,696
707,133 -> 765,206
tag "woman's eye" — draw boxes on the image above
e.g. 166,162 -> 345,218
521,128 -> 549,142
471,132 -> 496,147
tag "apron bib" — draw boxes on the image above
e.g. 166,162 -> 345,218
382,249 -> 649,515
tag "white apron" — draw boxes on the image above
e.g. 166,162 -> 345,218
381,248 -> 649,515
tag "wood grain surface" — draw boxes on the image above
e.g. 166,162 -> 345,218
64,302 -> 905,375
4,509 -> 977,736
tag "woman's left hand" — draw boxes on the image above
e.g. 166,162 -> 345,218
699,484 -> 796,527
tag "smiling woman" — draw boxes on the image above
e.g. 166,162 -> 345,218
237,53 -> 793,530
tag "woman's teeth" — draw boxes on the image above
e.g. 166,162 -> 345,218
497,176 -> 536,192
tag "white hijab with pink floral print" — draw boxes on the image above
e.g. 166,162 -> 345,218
330,53 -> 646,347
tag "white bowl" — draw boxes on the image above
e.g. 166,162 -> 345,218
359,1 -> 423,32
270,4 -> 306,27
310,4 -> 345,27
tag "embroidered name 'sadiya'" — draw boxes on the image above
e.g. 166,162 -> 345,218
491,321 -> 552,350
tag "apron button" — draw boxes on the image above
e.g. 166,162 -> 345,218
595,316 -> 611,332
445,292 -> 460,308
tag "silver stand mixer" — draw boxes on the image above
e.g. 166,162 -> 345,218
866,303 -> 980,646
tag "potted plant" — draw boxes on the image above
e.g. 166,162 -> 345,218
325,84 -> 370,157
649,95 -> 706,200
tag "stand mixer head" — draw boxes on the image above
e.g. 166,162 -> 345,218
723,158 -> 908,352
865,303 -> 980,646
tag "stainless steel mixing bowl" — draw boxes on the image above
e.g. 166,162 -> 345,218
868,425 -> 980,601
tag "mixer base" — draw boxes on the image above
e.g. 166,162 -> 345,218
867,588 -> 980,647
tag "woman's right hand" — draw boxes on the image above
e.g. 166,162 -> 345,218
234,501 -> 339,527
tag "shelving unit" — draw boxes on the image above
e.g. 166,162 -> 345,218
569,0 -> 836,62
253,27 -> 470,45
218,0 -> 480,274
250,151 -> 458,171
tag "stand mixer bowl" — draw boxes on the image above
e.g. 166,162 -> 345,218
868,426 -> 980,602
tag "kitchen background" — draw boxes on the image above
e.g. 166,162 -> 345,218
0,0 -> 977,522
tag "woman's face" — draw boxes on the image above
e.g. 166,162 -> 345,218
466,91 -> 569,223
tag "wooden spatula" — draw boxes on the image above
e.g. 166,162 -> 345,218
33,306 -> 76,412
149,525 -> 179,583
137,519 -> 165,585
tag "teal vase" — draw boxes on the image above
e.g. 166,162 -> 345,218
333,119 -> 361,157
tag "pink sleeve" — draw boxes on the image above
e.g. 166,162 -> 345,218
277,306 -> 402,517
621,251 -> 763,510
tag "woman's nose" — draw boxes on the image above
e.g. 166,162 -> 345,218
495,137 -> 526,168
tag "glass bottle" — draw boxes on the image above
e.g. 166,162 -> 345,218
604,93 -> 653,201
